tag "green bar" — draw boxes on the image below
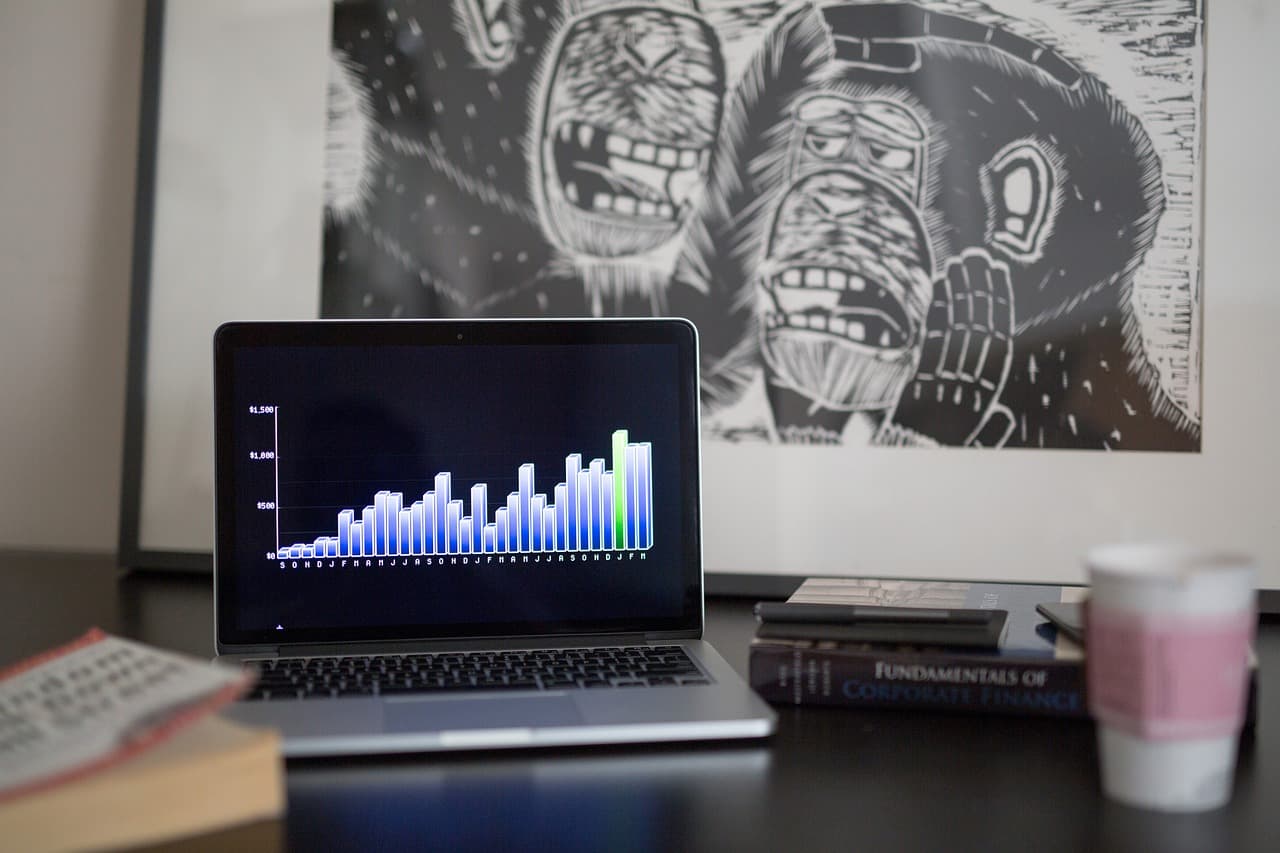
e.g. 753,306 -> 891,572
612,429 -> 628,549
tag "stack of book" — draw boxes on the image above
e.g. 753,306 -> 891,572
749,577 -> 1258,721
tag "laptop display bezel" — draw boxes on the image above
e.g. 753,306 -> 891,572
213,318 -> 703,651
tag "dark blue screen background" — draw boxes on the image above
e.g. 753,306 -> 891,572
225,341 -> 690,640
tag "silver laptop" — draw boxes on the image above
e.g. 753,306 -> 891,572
213,318 -> 775,756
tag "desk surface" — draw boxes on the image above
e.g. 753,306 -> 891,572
1,551 -> 1275,853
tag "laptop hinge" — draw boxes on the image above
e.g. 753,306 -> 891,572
228,634 -> 688,658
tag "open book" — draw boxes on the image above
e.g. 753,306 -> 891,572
0,629 -> 283,851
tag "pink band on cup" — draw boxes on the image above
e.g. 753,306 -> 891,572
1086,603 -> 1254,740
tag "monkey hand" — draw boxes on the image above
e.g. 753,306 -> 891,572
892,248 -> 1016,447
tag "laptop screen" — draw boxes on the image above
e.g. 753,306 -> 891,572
214,320 -> 702,648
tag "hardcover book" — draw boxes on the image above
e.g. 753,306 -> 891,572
749,578 -> 1258,721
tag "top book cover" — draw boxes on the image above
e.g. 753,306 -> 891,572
786,577 -> 1087,659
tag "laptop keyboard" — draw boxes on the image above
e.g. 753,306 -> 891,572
240,645 -> 706,701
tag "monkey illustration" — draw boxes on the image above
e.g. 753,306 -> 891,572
323,0 -> 1202,452
670,2 -> 1199,449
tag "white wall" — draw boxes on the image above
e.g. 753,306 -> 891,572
0,1 -> 144,552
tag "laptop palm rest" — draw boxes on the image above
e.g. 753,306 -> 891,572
382,694 -> 582,733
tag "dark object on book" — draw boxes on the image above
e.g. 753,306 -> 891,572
1035,601 -> 1085,644
753,602 -> 1007,649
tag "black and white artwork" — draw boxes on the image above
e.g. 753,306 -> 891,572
323,0 -> 1205,451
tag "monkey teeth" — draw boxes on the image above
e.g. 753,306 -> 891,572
778,267 -> 866,292
551,120 -> 708,221
765,312 -> 904,349
590,191 -> 676,220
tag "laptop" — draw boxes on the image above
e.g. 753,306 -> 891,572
213,318 -> 775,756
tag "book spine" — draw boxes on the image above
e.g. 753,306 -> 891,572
749,643 -> 1086,718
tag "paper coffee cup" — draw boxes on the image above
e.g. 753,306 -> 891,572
1085,543 -> 1256,812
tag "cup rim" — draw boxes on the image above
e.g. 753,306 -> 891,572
1086,542 -> 1254,583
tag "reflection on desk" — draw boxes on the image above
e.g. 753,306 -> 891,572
289,747 -> 769,851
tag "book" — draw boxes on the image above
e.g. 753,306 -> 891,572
0,629 -> 284,851
749,578 -> 1259,721
0,714 -> 284,852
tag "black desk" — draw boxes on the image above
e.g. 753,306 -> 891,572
2,551 -> 1275,852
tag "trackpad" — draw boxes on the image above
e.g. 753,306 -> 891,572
382,694 -> 582,732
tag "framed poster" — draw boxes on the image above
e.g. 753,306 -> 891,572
121,0 -> 1280,609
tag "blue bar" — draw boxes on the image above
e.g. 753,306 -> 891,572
638,443 -> 652,548
495,508 -> 508,552
566,454 -> 581,550
411,502 -> 425,553
601,472 -> 614,550
589,459 -> 604,549
543,507 -> 556,552
424,492 -> 436,554
385,493 -> 400,553
576,470 -> 592,550
507,493 -> 520,551
554,484 -> 568,552
362,506 -> 376,555
374,491 -> 390,555
301,546 -> 312,558
518,464 -> 534,552
351,521 -> 363,555
626,446 -> 638,550
530,494 -> 545,551
484,523 -> 496,553
470,484 -> 487,553
447,500 -> 463,553
459,518 -> 472,554
338,510 -> 354,556
434,473 -> 451,555
398,509 -> 412,555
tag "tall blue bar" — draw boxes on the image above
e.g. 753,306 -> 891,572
625,446 -> 638,550
362,506 -> 376,555
350,521 -> 364,555
338,510 -> 354,556
423,492 -> 436,554
446,500 -> 462,553
434,473 -> 451,555
530,495 -> 545,551
588,459 -> 604,549
470,484 -> 487,553
398,509 -> 412,555
387,493 -> 403,553
374,491 -> 390,555
495,509 -> 508,553
566,454 -> 581,550
576,470 -> 592,550
601,472 -> 614,549
506,493 -> 520,551
554,484 -> 568,551
518,464 -> 534,552
638,443 -> 652,548
411,502 -> 425,553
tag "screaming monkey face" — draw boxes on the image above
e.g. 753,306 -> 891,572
760,169 -> 932,412
536,7 -> 725,257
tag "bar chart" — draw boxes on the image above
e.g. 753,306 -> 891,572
278,430 -> 653,559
